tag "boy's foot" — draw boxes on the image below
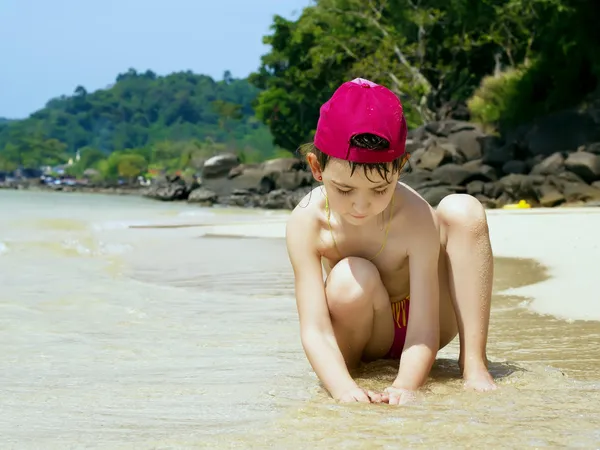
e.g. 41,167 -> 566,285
463,367 -> 497,391
459,356 -> 497,391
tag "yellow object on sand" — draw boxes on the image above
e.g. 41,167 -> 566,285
502,199 -> 532,210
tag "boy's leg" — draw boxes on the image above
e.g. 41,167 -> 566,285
435,194 -> 497,391
325,257 -> 395,369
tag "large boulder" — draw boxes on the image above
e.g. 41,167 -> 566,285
202,153 -> 241,179
188,187 -> 218,205
142,175 -> 196,201
431,163 -> 494,186
530,152 -> 565,176
564,151 -> 600,183
201,156 -> 314,199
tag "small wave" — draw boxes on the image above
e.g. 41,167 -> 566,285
177,209 -> 216,218
61,238 -> 93,256
99,242 -> 132,255
0,241 -> 7,255
60,239 -> 132,257
91,220 -> 159,231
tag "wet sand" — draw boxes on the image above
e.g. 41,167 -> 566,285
193,207 -> 600,448
1,190 -> 599,448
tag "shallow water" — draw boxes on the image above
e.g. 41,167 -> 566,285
1,190 -> 599,449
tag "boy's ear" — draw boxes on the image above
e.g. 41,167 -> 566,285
306,152 -> 323,181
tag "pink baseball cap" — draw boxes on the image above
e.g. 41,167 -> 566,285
314,78 -> 408,164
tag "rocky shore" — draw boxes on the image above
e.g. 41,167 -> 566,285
141,110 -> 600,210
4,110 -> 600,210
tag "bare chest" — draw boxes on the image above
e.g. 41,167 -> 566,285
318,224 -> 410,300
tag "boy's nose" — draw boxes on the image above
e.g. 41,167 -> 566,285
352,199 -> 370,214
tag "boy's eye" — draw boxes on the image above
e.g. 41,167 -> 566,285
337,188 -> 352,195
375,189 -> 388,195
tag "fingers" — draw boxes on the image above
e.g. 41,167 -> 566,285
384,387 -> 416,406
338,390 -> 370,403
367,390 -> 383,403
338,388 -> 405,404
355,390 -> 371,403
387,392 -> 402,406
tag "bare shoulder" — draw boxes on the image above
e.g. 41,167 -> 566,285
394,181 -> 441,239
285,187 -> 325,261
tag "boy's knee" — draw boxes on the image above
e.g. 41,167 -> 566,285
326,257 -> 381,317
437,194 -> 488,232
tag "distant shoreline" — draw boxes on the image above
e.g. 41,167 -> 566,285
0,182 -> 145,197
3,179 -> 599,210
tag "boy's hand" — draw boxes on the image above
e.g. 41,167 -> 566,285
383,386 -> 417,406
337,387 -> 386,403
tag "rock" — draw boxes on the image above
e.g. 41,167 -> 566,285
502,160 -> 528,174
437,101 -> 471,122
463,159 -> 499,181
582,142 -> 600,155
416,144 -> 452,171
525,154 -> 545,172
438,142 -> 466,163
530,152 -> 565,176
466,180 -> 485,196
400,170 -> 435,190
535,183 -> 565,207
447,129 -> 484,161
497,174 -> 538,203
228,163 -> 260,179
261,189 -> 291,209
409,147 -> 427,165
562,182 -> 600,203
202,153 -> 240,179
142,175 -> 194,201
431,163 -> 493,186
483,181 -> 503,199
564,151 -> 600,183
473,194 -> 496,209
408,125 -> 429,142
218,186 -> 314,210
553,171 -> 587,185
419,186 -> 457,207
188,187 -> 218,205
203,157 -> 313,198
261,157 -> 305,172
424,120 -> 482,137
482,141 -> 515,168
405,138 -> 423,154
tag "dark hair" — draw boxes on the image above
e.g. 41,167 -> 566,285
299,133 -> 409,183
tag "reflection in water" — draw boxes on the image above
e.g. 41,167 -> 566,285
1,191 -> 599,449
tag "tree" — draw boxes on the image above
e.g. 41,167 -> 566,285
0,70 -> 279,170
250,0 -> 597,147
117,154 -> 147,180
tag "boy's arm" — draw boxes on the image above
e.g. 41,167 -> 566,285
285,210 -> 358,400
393,206 -> 440,391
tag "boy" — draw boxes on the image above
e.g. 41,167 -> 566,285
285,78 -> 496,405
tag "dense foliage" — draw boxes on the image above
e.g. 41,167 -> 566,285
0,70 -> 282,178
250,0 -> 600,147
2,0 -> 598,179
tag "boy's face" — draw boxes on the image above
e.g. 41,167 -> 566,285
318,158 -> 398,225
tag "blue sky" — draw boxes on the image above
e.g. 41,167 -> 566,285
0,0 -> 311,118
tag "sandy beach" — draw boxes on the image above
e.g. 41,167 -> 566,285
200,206 -> 600,322
2,190 -> 599,449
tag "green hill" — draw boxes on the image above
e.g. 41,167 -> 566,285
0,69 -> 281,178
